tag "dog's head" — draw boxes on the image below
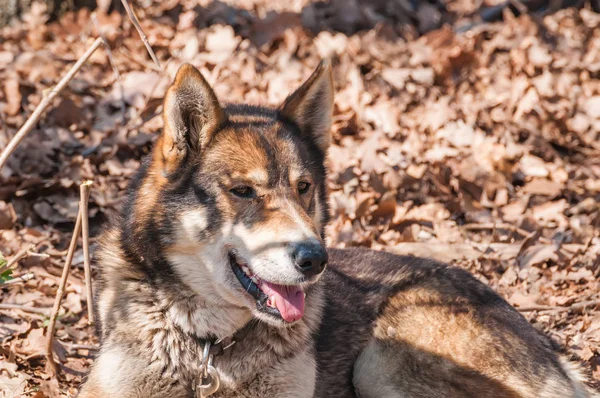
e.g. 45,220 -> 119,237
134,61 -> 333,327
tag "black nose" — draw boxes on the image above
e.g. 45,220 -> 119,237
293,242 -> 328,278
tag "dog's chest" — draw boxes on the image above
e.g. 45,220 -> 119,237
147,320 -> 317,397
210,346 -> 317,398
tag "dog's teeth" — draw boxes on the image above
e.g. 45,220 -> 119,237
241,266 -> 250,274
270,296 -> 276,307
250,276 -> 258,284
304,292 -> 307,298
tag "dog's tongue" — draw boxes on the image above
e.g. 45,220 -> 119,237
260,281 -> 305,322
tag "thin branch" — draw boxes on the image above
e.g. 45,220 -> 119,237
46,208 -> 83,376
118,47 -> 162,72
0,244 -> 33,274
125,56 -> 176,130
6,245 -> 32,268
65,343 -> 100,352
464,223 -> 552,244
92,12 -> 126,123
0,37 -> 103,173
517,299 -> 600,313
0,272 -> 34,286
0,303 -> 50,316
121,0 -> 161,68
508,0 -> 528,15
80,181 -> 94,325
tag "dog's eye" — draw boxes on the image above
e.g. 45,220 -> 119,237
230,186 -> 255,198
298,181 -> 311,194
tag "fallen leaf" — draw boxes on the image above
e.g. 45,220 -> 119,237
584,96 -> 600,119
521,179 -> 562,197
201,25 -> 241,64
518,244 -> 559,268
0,201 -> 17,229
436,120 -> 475,148
3,78 -> 21,116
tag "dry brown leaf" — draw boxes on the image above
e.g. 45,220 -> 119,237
519,155 -> 550,178
521,179 -> 562,197
509,290 -> 541,308
0,51 -> 14,69
3,78 -> 21,116
436,120 -> 475,148
371,191 -> 396,220
0,371 -> 28,398
201,25 -> 241,64
108,71 -> 168,108
528,44 -> 553,68
518,244 -> 559,268
584,96 -> 600,119
380,68 -> 410,90
0,202 -> 17,230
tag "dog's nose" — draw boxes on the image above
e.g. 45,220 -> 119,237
293,242 -> 328,278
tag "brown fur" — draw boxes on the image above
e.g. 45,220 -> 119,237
78,61 -> 594,398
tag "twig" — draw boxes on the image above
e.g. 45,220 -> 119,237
464,223 -> 552,244
0,244 -> 33,274
118,47 -> 162,72
517,299 -> 600,313
125,56 -> 176,130
121,0 -> 161,68
0,303 -> 50,316
92,13 -> 126,123
0,272 -> 34,286
0,37 -> 103,173
508,0 -> 528,15
6,245 -> 32,268
80,181 -> 94,325
125,71 -> 165,129
46,209 -> 83,376
66,343 -> 100,352
465,223 -> 526,238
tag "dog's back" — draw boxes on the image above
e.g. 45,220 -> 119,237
316,248 -> 591,398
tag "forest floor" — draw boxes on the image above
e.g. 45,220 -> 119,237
0,0 -> 599,396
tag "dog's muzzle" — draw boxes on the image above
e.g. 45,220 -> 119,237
229,250 -> 325,323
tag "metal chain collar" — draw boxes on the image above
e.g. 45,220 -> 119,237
196,338 -> 236,398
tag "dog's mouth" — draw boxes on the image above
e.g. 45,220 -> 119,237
229,252 -> 305,323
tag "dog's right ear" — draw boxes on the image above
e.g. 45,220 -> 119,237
158,63 -> 227,174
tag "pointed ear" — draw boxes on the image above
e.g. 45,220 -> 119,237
159,63 -> 227,173
279,59 -> 334,153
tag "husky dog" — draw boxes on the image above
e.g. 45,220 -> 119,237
78,60 -> 593,398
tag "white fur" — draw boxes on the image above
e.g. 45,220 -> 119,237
180,208 -> 209,236
229,208 -> 317,285
94,347 -> 146,396
313,192 -> 323,233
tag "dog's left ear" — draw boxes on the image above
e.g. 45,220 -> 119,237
279,59 -> 334,153
159,63 -> 227,174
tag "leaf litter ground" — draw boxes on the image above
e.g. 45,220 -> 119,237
0,0 -> 599,396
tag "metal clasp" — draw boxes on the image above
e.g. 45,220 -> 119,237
197,342 -> 220,398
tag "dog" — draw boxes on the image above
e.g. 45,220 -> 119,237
78,60 -> 593,397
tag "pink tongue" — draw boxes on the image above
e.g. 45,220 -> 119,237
260,281 -> 305,322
